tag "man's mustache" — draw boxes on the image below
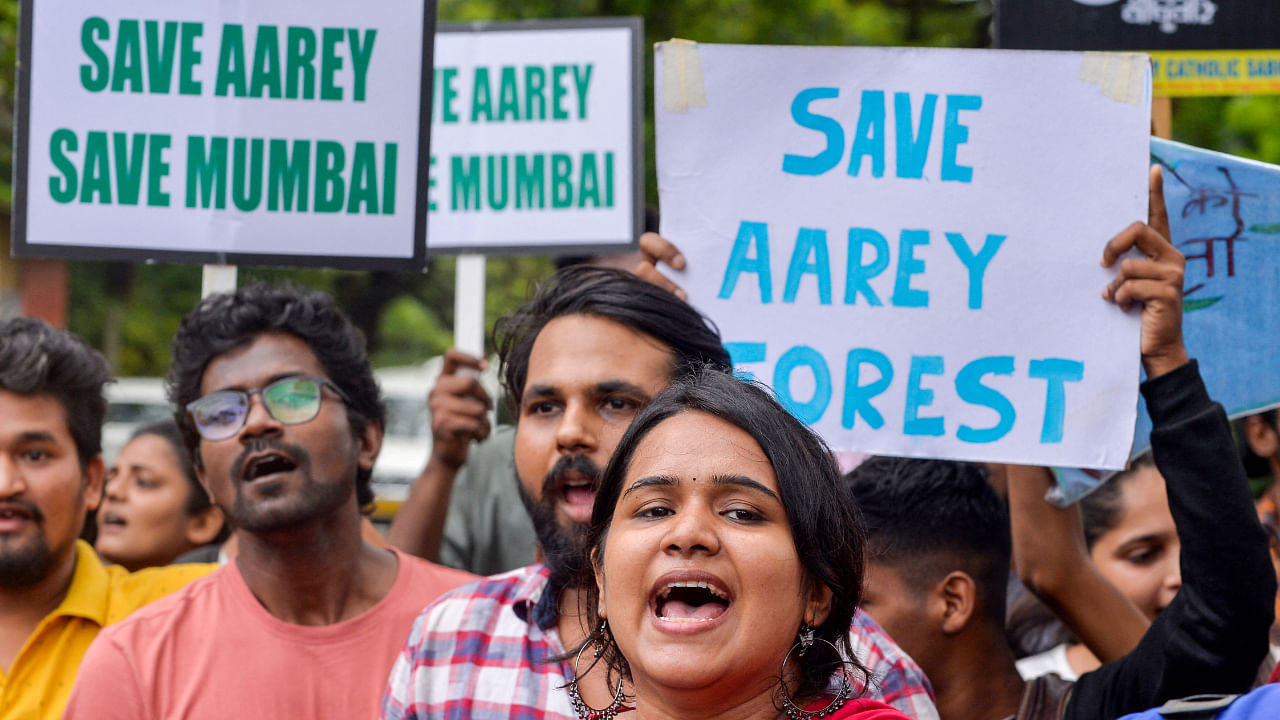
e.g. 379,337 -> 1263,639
229,438 -> 311,481
541,454 -> 602,496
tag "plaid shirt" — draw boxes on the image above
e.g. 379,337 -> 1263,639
381,564 -> 938,720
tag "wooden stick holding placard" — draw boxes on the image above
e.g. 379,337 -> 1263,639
201,265 -> 237,299
453,254 -> 486,357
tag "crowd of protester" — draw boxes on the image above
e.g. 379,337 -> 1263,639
0,164 -> 1278,719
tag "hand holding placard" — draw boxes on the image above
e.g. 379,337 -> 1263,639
1100,166 -> 1190,380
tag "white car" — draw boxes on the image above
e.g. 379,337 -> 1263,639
102,377 -> 171,465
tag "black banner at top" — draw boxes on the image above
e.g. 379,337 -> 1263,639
996,0 -> 1280,51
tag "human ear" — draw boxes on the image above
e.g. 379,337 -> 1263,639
183,506 -> 226,547
1245,415 -> 1279,459
592,547 -> 608,620
804,582 -> 834,627
937,571 -> 976,635
357,419 -> 383,473
83,455 -> 106,513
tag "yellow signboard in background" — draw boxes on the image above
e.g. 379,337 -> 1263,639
1152,50 -> 1280,97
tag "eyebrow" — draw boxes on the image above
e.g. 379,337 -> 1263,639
17,431 -> 59,445
1118,533 -> 1173,547
213,371 -> 313,394
622,473 -> 782,503
523,380 -> 654,403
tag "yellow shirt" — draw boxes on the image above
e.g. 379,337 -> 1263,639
0,540 -> 213,720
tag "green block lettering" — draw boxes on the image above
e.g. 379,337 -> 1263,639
215,24 -> 248,97
552,65 -> 570,120
147,134 -> 171,207
524,66 -> 546,120
486,155 -> 509,210
497,67 -> 520,121
249,26 -> 283,98
80,131 -> 112,204
605,151 -> 614,207
573,64 -> 593,119
551,153 -> 573,208
515,154 -> 544,209
178,23 -> 203,95
314,141 -> 345,212
439,68 -> 459,122
382,143 -> 396,214
80,17 -> 110,92
347,142 -> 378,214
231,137 -> 264,211
143,21 -> 178,94
471,68 -> 493,122
111,20 -> 143,93
186,135 -> 228,209
577,153 -> 599,208
48,129 -> 79,203
267,139 -> 310,212
112,132 -> 145,205
349,29 -> 376,102
319,28 -> 343,101
285,26 -> 316,100
451,155 -> 480,211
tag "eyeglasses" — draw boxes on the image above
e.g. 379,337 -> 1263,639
186,375 -> 351,441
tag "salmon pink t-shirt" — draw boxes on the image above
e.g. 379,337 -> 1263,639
63,549 -> 475,719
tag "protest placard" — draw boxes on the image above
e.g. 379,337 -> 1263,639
656,42 -> 1151,470
427,18 -> 643,255
13,0 -> 434,270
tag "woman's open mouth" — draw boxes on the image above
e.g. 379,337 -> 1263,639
651,573 -> 733,632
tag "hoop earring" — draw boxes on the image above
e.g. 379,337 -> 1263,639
779,624 -> 853,719
567,621 -> 627,720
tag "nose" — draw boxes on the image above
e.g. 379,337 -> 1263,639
1158,545 -> 1183,611
554,400 -> 598,456
0,454 -> 25,498
238,392 -> 283,442
662,500 -> 721,557
103,470 -> 127,501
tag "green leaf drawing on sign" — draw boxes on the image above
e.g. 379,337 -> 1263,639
1249,223 -> 1280,234
1183,296 -> 1222,312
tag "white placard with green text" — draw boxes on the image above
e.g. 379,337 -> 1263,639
427,19 -> 642,254
14,0 -> 433,270
656,43 -> 1151,470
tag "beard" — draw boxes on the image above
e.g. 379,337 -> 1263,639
226,439 -> 351,533
0,500 -> 56,589
516,454 -> 601,594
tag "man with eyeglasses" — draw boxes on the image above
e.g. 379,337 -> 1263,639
63,285 -> 476,719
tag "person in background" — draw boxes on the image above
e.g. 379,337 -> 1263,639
63,285 -> 476,719
381,266 -> 940,720
95,420 -> 228,571
1239,409 -> 1280,652
0,318 -> 212,720
1009,455 -> 1179,681
388,211 -> 664,577
578,367 -> 911,719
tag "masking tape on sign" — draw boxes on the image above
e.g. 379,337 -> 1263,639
661,39 -> 707,113
1080,52 -> 1149,107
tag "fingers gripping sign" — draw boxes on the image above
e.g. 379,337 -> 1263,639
1100,165 -> 1189,379
635,232 -> 689,301
429,349 -> 493,470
